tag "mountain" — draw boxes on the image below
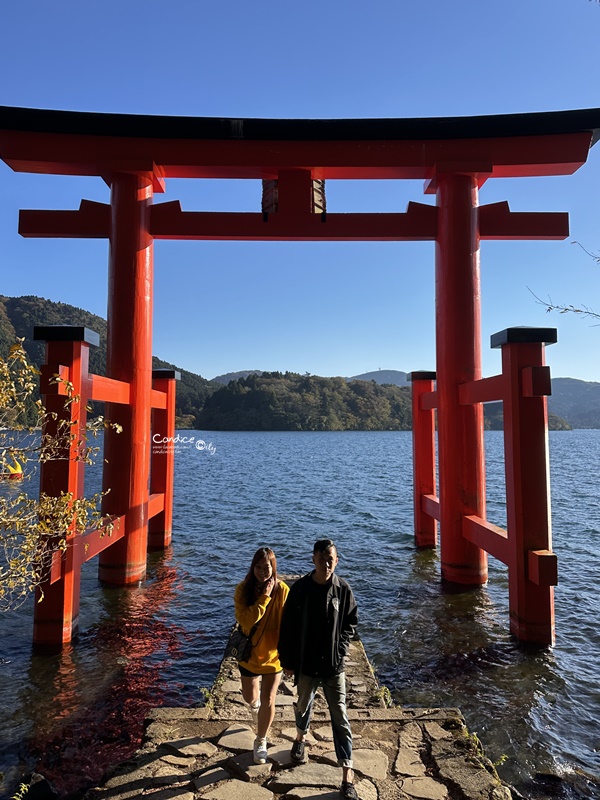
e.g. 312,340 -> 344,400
0,295 -> 218,427
211,370 -> 263,385
349,369 -> 409,386
548,378 -> 600,429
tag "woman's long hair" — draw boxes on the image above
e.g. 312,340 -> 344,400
242,547 -> 278,606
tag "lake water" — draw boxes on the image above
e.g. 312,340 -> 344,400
0,430 -> 599,798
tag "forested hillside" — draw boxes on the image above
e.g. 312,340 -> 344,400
197,372 -> 412,431
0,295 -> 217,426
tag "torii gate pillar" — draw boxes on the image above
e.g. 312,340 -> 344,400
435,171 -> 487,585
98,172 -> 154,585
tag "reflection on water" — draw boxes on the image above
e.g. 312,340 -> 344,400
3,553 -> 194,797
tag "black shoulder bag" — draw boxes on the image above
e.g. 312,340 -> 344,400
226,596 -> 275,663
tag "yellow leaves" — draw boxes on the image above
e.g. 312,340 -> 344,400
0,341 -> 121,611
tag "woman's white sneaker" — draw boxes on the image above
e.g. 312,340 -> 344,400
253,737 -> 268,764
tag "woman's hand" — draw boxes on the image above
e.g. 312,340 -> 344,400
263,576 -> 276,596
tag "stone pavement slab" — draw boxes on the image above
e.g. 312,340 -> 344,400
226,749 -> 273,781
146,789 -> 195,800
267,762 -> 343,792
394,747 -> 427,777
354,779 -> 378,800
320,748 -> 389,781
203,779 -> 274,799
266,745 -> 296,767
162,737 -> 218,758
400,776 -> 450,800
280,790 -> 340,800
193,767 -> 230,790
216,724 -> 255,751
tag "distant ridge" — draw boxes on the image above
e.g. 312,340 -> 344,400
211,370 -> 263,385
349,369 -> 409,386
548,378 -> 600,429
212,369 -> 410,387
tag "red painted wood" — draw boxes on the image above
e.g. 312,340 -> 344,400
0,129 -> 591,180
150,388 -> 168,409
79,516 -> 126,563
422,494 -> 441,523
420,389 -> 438,411
148,375 -> 177,549
435,172 -> 487,585
19,200 -> 111,238
462,515 -> 509,565
148,492 -> 166,519
528,549 -> 558,587
19,201 -> 570,243
150,202 -> 439,241
88,373 -> 131,404
459,374 -> 504,405
34,339 -> 90,647
522,365 -> 552,397
410,376 -> 438,547
501,339 -> 555,644
479,201 -> 569,240
99,173 -> 154,586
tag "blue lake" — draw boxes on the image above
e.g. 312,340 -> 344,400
0,430 -> 599,798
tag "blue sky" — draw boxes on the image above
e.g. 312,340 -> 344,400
0,0 -> 599,382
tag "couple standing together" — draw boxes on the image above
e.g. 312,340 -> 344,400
233,539 -> 359,800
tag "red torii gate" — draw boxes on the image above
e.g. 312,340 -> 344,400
1,105 -> 599,648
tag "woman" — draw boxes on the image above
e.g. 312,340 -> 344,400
234,547 -> 289,764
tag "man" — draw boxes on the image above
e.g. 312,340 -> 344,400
278,539 -> 359,800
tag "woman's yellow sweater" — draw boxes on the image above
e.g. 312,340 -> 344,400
234,580 -> 289,674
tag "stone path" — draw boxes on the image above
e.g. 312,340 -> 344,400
83,637 -> 513,800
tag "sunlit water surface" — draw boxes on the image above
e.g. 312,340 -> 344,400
0,430 -> 599,798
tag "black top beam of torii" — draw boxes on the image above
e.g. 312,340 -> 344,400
1,104 -> 600,142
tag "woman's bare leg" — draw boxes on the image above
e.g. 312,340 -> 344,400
256,672 -> 282,739
240,674 -> 260,711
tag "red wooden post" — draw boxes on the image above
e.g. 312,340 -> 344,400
408,371 -> 438,547
434,171 -> 487,585
149,369 -> 180,549
493,327 -> 558,645
99,173 -> 154,585
32,326 -> 98,647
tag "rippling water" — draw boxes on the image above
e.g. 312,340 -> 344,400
0,430 -> 599,798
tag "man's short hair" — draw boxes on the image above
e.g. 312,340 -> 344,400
313,538 -> 337,554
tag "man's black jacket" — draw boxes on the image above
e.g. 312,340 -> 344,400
278,571 -> 358,678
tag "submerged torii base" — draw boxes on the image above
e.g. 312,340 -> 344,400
410,326 -> 558,646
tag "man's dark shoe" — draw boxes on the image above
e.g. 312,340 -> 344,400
290,739 -> 306,763
340,781 -> 359,800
